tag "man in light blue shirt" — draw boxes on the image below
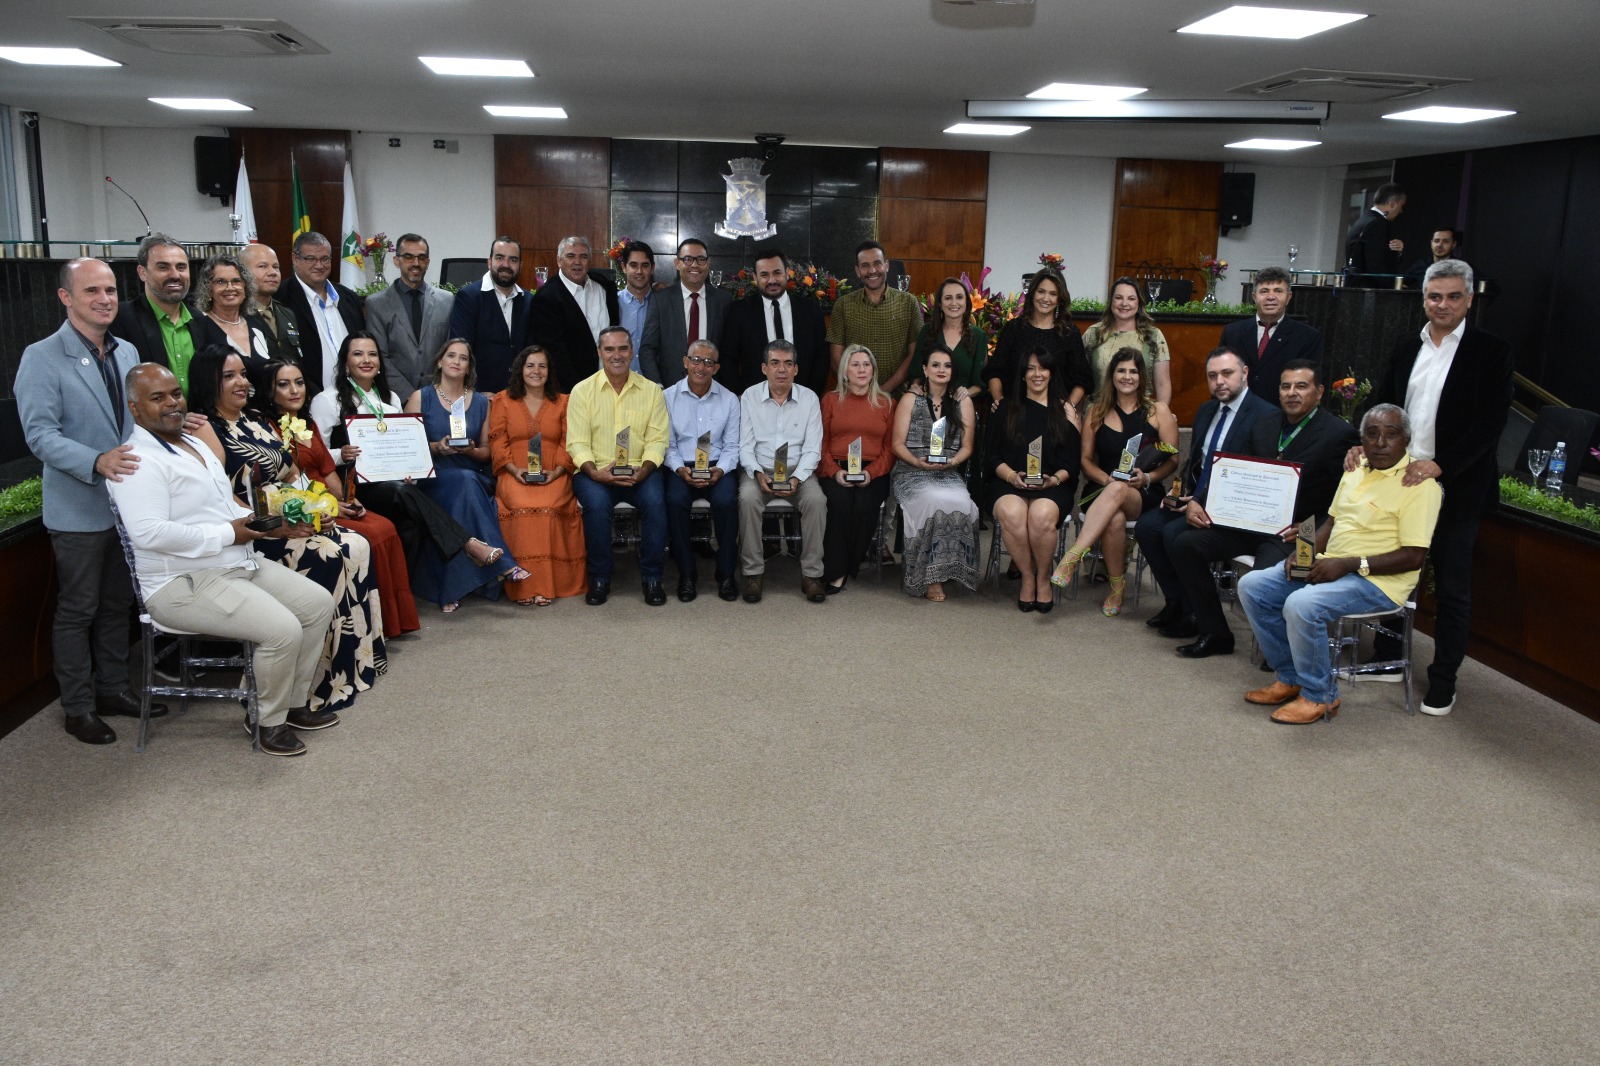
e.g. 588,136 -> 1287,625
616,240 -> 655,373
662,339 -> 741,602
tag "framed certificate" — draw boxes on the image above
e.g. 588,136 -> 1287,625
346,413 -> 436,482
1205,452 -> 1300,535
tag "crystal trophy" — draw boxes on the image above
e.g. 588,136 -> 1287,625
926,417 -> 949,465
446,395 -> 471,449
771,442 -> 791,492
691,431 -> 713,481
1023,436 -> 1044,487
844,436 -> 865,484
244,463 -> 283,532
522,432 -> 547,484
1111,432 -> 1143,482
612,427 -> 633,478
1289,516 -> 1318,580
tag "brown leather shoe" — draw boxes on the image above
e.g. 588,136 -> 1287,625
742,575 -> 763,603
1270,696 -> 1340,724
801,576 -> 827,603
1245,680 -> 1302,705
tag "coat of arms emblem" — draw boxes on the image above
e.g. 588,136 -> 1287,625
715,157 -> 778,240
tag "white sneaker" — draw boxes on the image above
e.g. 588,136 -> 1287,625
1420,693 -> 1455,716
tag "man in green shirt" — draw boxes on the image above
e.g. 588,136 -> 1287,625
826,240 -> 923,392
111,233 -> 208,394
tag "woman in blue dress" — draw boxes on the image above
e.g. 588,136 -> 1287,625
402,338 -> 526,613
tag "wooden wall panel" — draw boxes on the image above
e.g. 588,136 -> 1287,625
1117,159 -> 1223,209
1109,158 -> 1223,300
878,199 -> 985,261
230,129 -> 350,253
494,136 -> 610,287
878,148 -> 988,301
495,136 -> 609,189
880,147 -> 988,201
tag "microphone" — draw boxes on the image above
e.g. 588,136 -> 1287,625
104,176 -> 152,240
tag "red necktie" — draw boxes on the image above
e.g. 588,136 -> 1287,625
688,292 -> 700,344
1257,321 -> 1272,359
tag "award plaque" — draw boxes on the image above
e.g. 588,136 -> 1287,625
1289,516 -> 1318,580
1111,432 -> 1143,482
771,442 -> 791,492
612,427 -> 634,478
844,436 -> 865,484
522,432 -> 547,484
1161,474 -> 1186,511
244,463 -> 283,532
926,417 -> 949,465
446,395 -> 472,449
691,431 -> 713,481
1023,436 -> 1044,487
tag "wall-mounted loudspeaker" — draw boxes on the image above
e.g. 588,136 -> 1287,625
194,136 -> 232,202
1220,172 -> 1255,232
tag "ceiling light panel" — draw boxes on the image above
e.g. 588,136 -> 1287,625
149,97 -> 252,111
1226,138 -> 1322,149
484,105 -> 567,119
0,46 -> 119,66
1383,105 -> 1515,123
419,56 -> 533,77
1026,82 -> 1146,101
1178,6 -> 1367,40
944,123 -> 1030,136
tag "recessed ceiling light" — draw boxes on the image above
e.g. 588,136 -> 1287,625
1026,82 -> 1146,101
1177,6 -> 1367,39
419,56 -> 533,77
0,46 -> 119,66
1226,138 -> 1322,150
944,123 -> 1029,136
484,105 -> 567,119
1383,105 -> 1515,124
149,98 -> 252,112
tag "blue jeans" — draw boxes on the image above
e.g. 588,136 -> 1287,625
572,470 -> 667,584
1238,563 -> 1397,704
664,470 -> 739,582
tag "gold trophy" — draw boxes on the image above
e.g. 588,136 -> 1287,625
691,431 -> 713,481
244,463 -> 283,532
612,426 -> 634,478
844,436 -> 865,484
445,395 -> 472,449
926,417 -> 949,465
1111,432 -> 1143,482
771,442 -> 791,493
522,432 -> 547,484
1023,436 -> 1044,487
1289,516 -> 1318,580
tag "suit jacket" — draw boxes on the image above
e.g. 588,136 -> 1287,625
639,282 -> 732,387
1246,408 -> 1361,525
1373,324 -> 1514,522
252,298 -> 306,365
720,292 -> 831,394
1346,208 -> 1399,281
14,321 -> 140,532
111,294 -> 211,371
526,276 -> 620,394
366,280 -> 456,399
1183,389 -> 1276,503
278,278 -> 366,395
448,279 -> 533,395
1219,315 -> 1326,404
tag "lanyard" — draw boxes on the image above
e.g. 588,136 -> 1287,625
352,383 -> 388,428
1276,408 -> 1317,456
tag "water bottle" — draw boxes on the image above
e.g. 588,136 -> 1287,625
1547,442 -> 1567,493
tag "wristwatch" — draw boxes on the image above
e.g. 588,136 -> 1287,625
1358,556 -> 1370,577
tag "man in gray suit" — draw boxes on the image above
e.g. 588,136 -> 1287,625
640,238 -> 731,387
364,232 -> 454,400
15,258 -> 165,745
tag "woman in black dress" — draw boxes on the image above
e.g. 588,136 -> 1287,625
985,345 -> 1082,612
981,265 -> 1093,411
1050,348 -> 1178,615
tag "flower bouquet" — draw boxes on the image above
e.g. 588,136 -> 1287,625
607,235 -> 630,265
1200,253 -> 1227,304
361,232 -> 392,280
1331,372 -> 1372,421
719,261 -> 851,309
1037,252 -> 1065,273
264,482 -> 340,533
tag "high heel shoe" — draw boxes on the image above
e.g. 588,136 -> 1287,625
1102,575 -> 1127,616
1049,547 -> 1088,589
1017,597 -> 1036,613
1034,596 -> 1054,615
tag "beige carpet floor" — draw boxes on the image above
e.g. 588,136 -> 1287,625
3,547 -> 1598,1065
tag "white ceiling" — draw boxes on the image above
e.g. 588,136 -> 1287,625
2,0 -> 1597,167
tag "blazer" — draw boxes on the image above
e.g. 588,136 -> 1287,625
277,278 -> 366,395
720,292 -> 831,395
111,294 -> 210,371
14,321 -> 140,532
252,298 -> 306,365
448,279 -> 534,395
1219,315 -> 1326,404
1373,324 -> 1514,522
1345,208 -> 1399,280
366,280 -> 456,399
1246,408 -> 1361,524
639,282 -> 732,387
1183,389 -> 1276,502
526,275 -> 620,395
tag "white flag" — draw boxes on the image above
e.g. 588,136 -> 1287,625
339,159 -> 365,289
232,153 -> 257,245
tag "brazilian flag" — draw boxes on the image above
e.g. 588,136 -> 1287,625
291,154 -> 311,243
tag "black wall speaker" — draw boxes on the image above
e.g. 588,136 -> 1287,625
194,136 -> 232,202
1220,172 -> 1255,230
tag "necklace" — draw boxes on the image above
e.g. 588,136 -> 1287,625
209,310 -> 244,327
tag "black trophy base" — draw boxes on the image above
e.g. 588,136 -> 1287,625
926,455 -> 949,465
613,466 -> 635,479
690,470 -> 712,481
1288,567 -> 1313,582
1022,475 -> 1045,488
843,473 -> 866,483
446,437 -> 473,449
520,472 -> 548,485
246,515 -> 284,533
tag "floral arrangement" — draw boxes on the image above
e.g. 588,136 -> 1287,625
917,267 -> 1022,353
277,414 -> 313,448
357,232 -> 393,282
1500,477 -> 1600,532
720,261 -> 852,306
265,482 -> 340,533
607,236 -> 630,264
1037,252 -> 1064,272
1331,372 -> 1372,421
1200,254 -> 1228,283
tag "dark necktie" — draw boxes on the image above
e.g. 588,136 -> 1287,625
688,292 -> 700,344
1257,321 -> 1272,359
772,298 -> 784,341
1195,403 -> 1232,498
408,287 -> 423,342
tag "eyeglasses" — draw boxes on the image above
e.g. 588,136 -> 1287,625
686,355 -> 719,367
395,252 -> 430,262
677,255 -> 710,265
297,255 -> 332,266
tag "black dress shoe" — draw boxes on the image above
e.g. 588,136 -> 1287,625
1158,615 -> 1199,639
96,690 -> 168,719
257,723 -> 307,757
643,581 -> 667,606
64,713 -> 116,745
585,582 -> 611,606
1146,601 -> 1185,629
1177,634 -> 1236,658
677,577 -> 697,603
717,577 -> 739,602
286,706 -> 339,731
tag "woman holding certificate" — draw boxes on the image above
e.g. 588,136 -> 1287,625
891,346 -> 978,600
985,347 -> 1082,612
487,345 -> 587,605
403,339 -> 526,613
186,345 -> 384,714
1050,349 -> 1179,616
818,344 -> 895,595
1080,277 -> 1172,407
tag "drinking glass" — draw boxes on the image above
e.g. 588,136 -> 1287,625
1287,244 -> 1299,267
534,266 -> 549,285
710,270 -> 724,288
1527,448 -> 1549,483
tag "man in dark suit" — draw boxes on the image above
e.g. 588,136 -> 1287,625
367,232 -> 455,399
1369,259 -> 1513,715
278,231 -> 365,395
238,244 -> 305,365
1165,360 -> 1360,657
448,236 -> 533,394
111,233 -> 209,391
1220,266 -> 1326,403
1136,346 -> 1276,651
640,237 -> 731,388
1403,227 -> 1467,289
1345,182 -> 1407,285
527,235 -> 620,393
720,247 -> 830,394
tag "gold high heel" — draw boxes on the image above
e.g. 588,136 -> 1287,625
1049,547 -> 1087,588
1101,574 -> 1127,616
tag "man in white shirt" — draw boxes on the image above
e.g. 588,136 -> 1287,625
106,364 -> 337,757
278,231 -> 365,395
737,340 -> 826,604
528,234 -> 620,394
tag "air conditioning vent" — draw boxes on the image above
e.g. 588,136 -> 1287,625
71,17 -> 329,57
1231,69 -> 1466,103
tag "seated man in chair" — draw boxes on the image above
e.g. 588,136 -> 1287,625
106,365 -> 336,757
1236,403 -> 1440,725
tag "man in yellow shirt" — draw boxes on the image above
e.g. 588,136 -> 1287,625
1237,404 -> 1442,724
567,326 -> 671,605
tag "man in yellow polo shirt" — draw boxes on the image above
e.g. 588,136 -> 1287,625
567,326 -> 671,606
1237,403 -> 1442,724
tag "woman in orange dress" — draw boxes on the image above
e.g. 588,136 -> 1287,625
486,345 -> 587,605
